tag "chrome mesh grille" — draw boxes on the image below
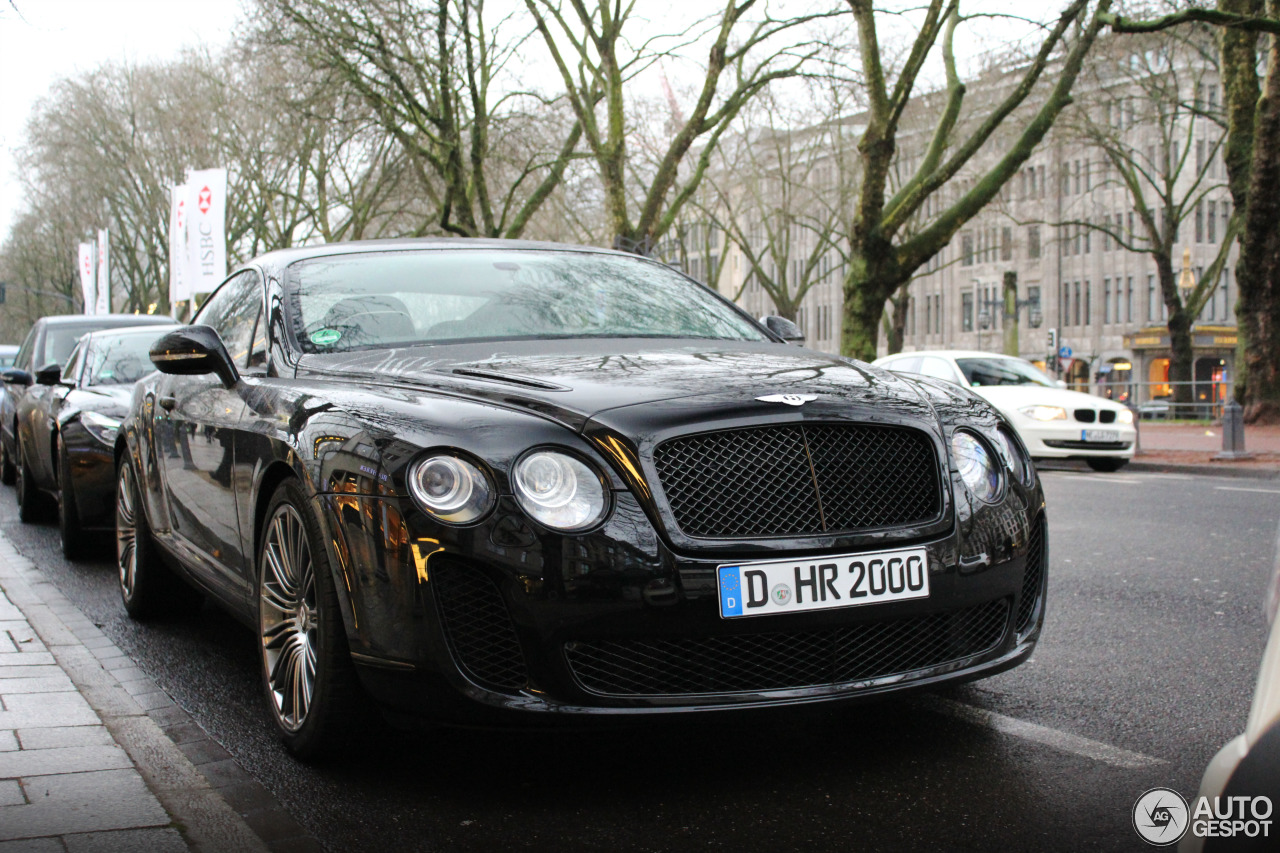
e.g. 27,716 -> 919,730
432,558 -> 529,691
564,598 -> 1010,697
652,424 -> 941,538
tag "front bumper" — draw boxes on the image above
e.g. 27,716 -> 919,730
1016,422 -> 1136,460
320,489 -> 1048,722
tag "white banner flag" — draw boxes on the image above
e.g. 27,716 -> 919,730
95,228 -> 110,315
169,184 -> 190,306
77,242 -> 96,315
185,168 -> 227,295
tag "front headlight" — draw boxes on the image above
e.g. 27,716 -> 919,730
80,411 -> 121,446
951,431 -> 1001,503
1019,405 -> 1067,422
1117,409 -> 1134,425
407,453 -> 495,524
513,450 -> 608,531
996,426 -> 1030,486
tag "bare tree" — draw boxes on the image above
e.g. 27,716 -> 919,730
836,0 -> 1114,361
257,0 -> 586,239
1057,27 -> 1235,405
1105,0 -> 1280,422
524,0 -> 829,254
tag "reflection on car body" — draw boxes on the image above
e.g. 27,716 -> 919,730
119,239 -> 1049,759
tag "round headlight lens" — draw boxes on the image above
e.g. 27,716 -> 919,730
513,451 -> 607,531
408,454 -> 494,524
1019,405 -> 1067,422
1117,408 -> 1134,425
951,431 -> 1001,503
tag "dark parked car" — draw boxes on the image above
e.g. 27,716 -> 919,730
120,239 -> 1047,758
12,325 -> 177,556
1,314 -> 175,486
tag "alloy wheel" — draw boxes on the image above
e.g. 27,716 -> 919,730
259,504 -> 319,732
116,464 -> 138,600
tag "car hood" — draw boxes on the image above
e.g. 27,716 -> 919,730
61,384 -> 134,425
970,384 -> 1129,415
295,339 -> 940,431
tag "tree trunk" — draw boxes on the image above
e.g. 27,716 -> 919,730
884,289 -> 910,354
1001,270 -> 1019,356
1153,254 -> 1195,406
1236,30 -> 1280,422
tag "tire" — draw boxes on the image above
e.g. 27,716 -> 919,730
1086,457 -> 1128,473
116,460 -> 201,618
57,436 -> 86,560
1,436 -> 16,486
15,436 -> 46,524
257,479 -> 358,759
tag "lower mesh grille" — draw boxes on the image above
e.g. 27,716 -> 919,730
432,558 -> 529,691
564,598 -> 1010,697
1017,515 -> 1047,633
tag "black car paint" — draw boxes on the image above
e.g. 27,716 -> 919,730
123,239 -> 1047,722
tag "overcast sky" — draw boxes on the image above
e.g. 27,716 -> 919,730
0,0 -> 246,240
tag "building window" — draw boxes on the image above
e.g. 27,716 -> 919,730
962,233 -> 974,266
1062,286 -> 1070,328
1074,281 -> 1082,326
1084,280 -> 1091,326
1148,274 -> 1157,321
1001,227 -> 1013,261
962,292 -> 974,332
1027,226 -> 1041,259
1196,202 -> 1204,243
1126,276 -> 1134,323
1104,278 -> 1111,324
1208,201 -> 1217,242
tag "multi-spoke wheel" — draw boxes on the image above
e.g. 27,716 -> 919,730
117,460 -> 200,618
257,480 -> 357,758
57,436 -> 85,560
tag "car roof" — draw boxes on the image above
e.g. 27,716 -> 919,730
878,350 -> 1033,362
38,313 -> 176,327
241,237 -> 645,272
81,324 -> 180,341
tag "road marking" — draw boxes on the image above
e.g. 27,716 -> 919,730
919,697 -> 1166,769
1215,485 -> 1280,495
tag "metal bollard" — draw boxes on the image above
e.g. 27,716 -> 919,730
1215,399 -> 1252,460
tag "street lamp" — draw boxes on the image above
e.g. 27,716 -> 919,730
974,273 -> 1041,354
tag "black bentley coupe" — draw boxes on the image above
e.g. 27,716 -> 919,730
13,324 -> 176,556
122,239 -> 1047,758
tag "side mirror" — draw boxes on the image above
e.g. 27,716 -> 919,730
0,368 -> 32,387
150,325 -> 240,389
761,315 -> 806,345
34,363 -> 61,386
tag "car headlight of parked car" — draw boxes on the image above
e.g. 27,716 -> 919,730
1117,409 -> 1134,425
513,450 -> 608,532
951,431 -> 1002,503
1018,405 -> 1067,421
407,453 -> 495,524
80,411 -> 122,446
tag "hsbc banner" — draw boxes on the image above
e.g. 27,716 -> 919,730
77,242 -> 96,315
185,168 -> 227,295
95,228 -> 110,315
169,183 -> 190,306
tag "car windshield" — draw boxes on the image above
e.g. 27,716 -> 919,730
84,332 -> 163,386
956,357 -> 1056,388
286,249 -> 768,352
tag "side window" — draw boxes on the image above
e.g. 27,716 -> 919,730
917,356 -> 961,384
195,271 -> 264,369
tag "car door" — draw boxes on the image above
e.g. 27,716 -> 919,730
30,341 -> 85,489
155,270 -> 264,603
2,323 -> 40,455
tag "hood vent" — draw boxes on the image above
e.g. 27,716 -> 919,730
451,368 -> 570,392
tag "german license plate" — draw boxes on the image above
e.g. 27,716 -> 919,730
1082,429 -> 1120,442
717,547 -> 929,618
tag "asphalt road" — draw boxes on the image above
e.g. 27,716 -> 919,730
2,468 -> 1276,852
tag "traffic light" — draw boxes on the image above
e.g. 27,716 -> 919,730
1046,327 -> 1058,371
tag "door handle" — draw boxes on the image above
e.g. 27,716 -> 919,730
158,396 -> 176,411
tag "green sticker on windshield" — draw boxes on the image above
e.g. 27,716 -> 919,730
311,328 -> 342,347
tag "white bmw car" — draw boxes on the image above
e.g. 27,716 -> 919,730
872,350 -> 1136,472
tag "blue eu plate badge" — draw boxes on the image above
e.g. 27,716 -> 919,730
718,566 -> 743,617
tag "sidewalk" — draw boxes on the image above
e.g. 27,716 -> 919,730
1126,421 -> 1280,477
0,533 -> 312,852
